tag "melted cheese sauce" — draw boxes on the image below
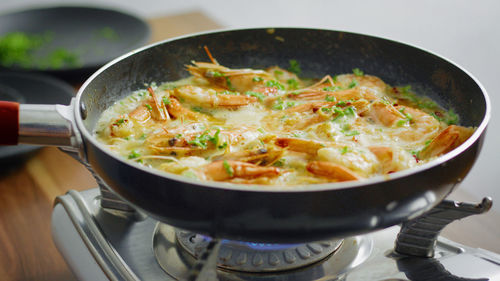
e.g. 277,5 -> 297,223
94,64 -> 472,186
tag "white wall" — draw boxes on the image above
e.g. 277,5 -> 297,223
1,0 -> 498,210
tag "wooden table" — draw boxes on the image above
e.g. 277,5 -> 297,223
0,12 -> 498,281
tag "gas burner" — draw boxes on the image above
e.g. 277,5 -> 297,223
153,223 -> 370,279
52,188 -> 500,281
175,229 -> 343,272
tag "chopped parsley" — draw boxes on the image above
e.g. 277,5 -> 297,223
343,130 -> 360,136
266,80 -> 285,90
352,68 -> 364,76
145,104 -> 153,111
162,97 -> 171,105
128,150 -> 141,159
225,76 -> 235,90
340,146 -> 350,155
348,79 -> 358,89
288,59 -> 301,75
324,86 -> 342,92
210,71 -> 224,78
252,76 -> 264,82
272,158 -> 286,167
274,70 -> 284,77
287,78 -> 299,90
187,129 -> 221,149
218,90 -> 239,95
344,106 -> 356,117
325,95 -> 337,102
223,160 -> 234,177
397,107 -> 413,126
245,91 -> 266,101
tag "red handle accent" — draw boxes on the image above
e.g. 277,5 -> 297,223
0,101 -> 19,145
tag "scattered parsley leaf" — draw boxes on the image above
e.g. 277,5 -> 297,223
288,59 -> 301,75
223,160 -> 234,177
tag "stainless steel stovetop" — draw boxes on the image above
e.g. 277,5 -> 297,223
52,188 -> 500,281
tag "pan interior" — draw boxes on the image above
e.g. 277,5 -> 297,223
78,28 -> 488,189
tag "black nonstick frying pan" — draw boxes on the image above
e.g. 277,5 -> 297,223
0,6 -> 150,81
0,28 -> 490,243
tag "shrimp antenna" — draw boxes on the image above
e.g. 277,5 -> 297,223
203,45 -> 219,65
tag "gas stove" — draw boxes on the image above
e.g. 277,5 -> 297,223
52,188 -> 500,281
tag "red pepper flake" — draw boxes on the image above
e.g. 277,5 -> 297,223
412,154 -> 420,162
434,111 -> 443,117
392,87 -> 399,94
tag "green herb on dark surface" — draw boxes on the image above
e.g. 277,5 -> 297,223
0,31 -> 81,69
223,160 -> 234,177
288,59 -> 301,75
352,68 -> 364,76
274,70 -> 283,77
95,27 -> 119,41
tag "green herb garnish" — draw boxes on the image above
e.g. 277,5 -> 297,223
245,91 -> 266,101
266,80 -> 285,90
128,150 -> 141,159
340,146 -> 350,155
252,76 -> 264,82
325,95 -> 337,102
223,160 -> 234,177
287,78 -> 299,90
145,104 -> 153,111
288,59 -> 301,75
352,68 -> 364,76
348,79 -> 358,89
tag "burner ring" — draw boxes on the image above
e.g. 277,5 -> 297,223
175,230 -> 343,273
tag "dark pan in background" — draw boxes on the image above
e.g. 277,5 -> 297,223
0,6 -> 151,81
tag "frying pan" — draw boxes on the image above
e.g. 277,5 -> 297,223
0,28 -> 490,243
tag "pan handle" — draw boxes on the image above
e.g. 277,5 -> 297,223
0,99 -> 82,150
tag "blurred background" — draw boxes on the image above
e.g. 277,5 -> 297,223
1,0 -> 498,208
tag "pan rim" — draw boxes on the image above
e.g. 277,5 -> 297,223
75,26 -> 491,193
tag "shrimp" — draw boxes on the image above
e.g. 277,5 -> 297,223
336,74 -> 388,94
166,96 -> 208,121
213,147 -> 284,166
419,125 -> 474,159
146,123 -> 213,155
173,85 -> 258,108
361,101 -> 404,126
187,62 -> 274,93
202,160 -> 281,181
306,161 -> 361,182
147,87 -> 170,121
393,106 -> 441,143
275,137 -> 329,155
